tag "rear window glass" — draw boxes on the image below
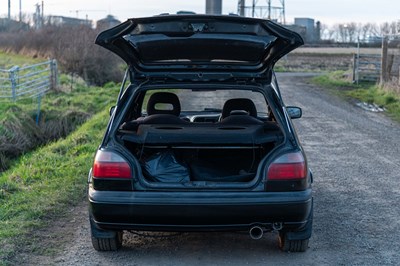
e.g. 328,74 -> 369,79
141,89 -> 268,115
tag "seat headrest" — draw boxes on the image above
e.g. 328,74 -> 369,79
147,92 -> 181,116
221,98 -> 257,119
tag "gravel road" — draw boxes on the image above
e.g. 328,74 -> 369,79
17,73 -> 400,265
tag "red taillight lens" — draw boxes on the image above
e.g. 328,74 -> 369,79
92,151 -> 131,179
267,152 -> 307,180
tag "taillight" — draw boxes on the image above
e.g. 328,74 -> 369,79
92,150 -> 131,179
267,152 -> 306,180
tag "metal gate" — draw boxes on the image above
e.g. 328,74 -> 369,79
0,59 -> 57,100
353,54 -> 381,83
0,59 -> 58,124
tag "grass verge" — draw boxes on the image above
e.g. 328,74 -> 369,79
312,71 -> 400,123
0,109 -> 109,264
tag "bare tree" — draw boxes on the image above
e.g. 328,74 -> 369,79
336,23 -> 348,42
380,22 -> 391,36
327,27 -> 336,41
314,20 -> 400,43
0,25 -> 123,85
346,22 -> 358,42
397,21 -> 400,34
369,23 -> 380,37
361,23 -> 372,41
389,21 -> 398,35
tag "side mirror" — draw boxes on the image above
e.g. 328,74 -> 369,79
286,106 -> 302,119
109,106 -> 116,116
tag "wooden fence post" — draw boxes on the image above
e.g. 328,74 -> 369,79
352,53 -> 357,83
50,59 -> 58,90
380,36 -> 388,85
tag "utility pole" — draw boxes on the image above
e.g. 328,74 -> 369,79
8,0 -> 11,20
34,3 -> 41,29
19,0 -> 22,22
42,1 -> 44,26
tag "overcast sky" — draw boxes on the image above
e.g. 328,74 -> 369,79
1,0 -> 399,25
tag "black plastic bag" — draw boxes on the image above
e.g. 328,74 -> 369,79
142,150 -> 190,182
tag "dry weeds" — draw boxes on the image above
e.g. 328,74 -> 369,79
0,108 -> 89,171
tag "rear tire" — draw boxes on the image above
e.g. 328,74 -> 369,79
278,232 -> 309,252
89,215 -> 123,251
279,201 -> 313,252
91,231 -> 123,251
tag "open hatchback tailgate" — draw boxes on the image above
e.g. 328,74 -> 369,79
95,15 -> 303,79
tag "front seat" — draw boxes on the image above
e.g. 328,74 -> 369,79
142,92 -> 187,124
219,98 -> 263,125
220,98 -> 258,119
121,92 -> 187,131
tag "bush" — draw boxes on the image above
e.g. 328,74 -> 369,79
0,25 -> 124,85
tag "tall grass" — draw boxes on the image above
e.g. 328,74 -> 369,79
312,71 -> 357,89
0,110 -> 109,263
0,74 -> 119,172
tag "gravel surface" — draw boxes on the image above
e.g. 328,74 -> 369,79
15,73 -> 400,265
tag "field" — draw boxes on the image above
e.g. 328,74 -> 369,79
278,46 -> 400,73
296,47 -> 365,54
294,47 -> 399,55
281,47 -> 400,71
275,47 -> 359,72
0,51 -> 41,69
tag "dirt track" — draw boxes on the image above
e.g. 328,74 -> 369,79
15,73 -> 400,265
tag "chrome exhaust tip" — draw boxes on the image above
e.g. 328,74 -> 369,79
249,226 -> 264,240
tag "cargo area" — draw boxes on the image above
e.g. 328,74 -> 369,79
119,121 -> 283,184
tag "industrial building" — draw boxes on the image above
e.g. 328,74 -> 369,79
96,15 -> 121,31
287,18 -> 321,44
47,16 -> 92,27
206,0 -> 320,44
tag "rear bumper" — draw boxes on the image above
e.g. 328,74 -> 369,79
88,187 -> 312,232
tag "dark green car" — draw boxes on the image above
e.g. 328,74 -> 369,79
88,14 -> 313,252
